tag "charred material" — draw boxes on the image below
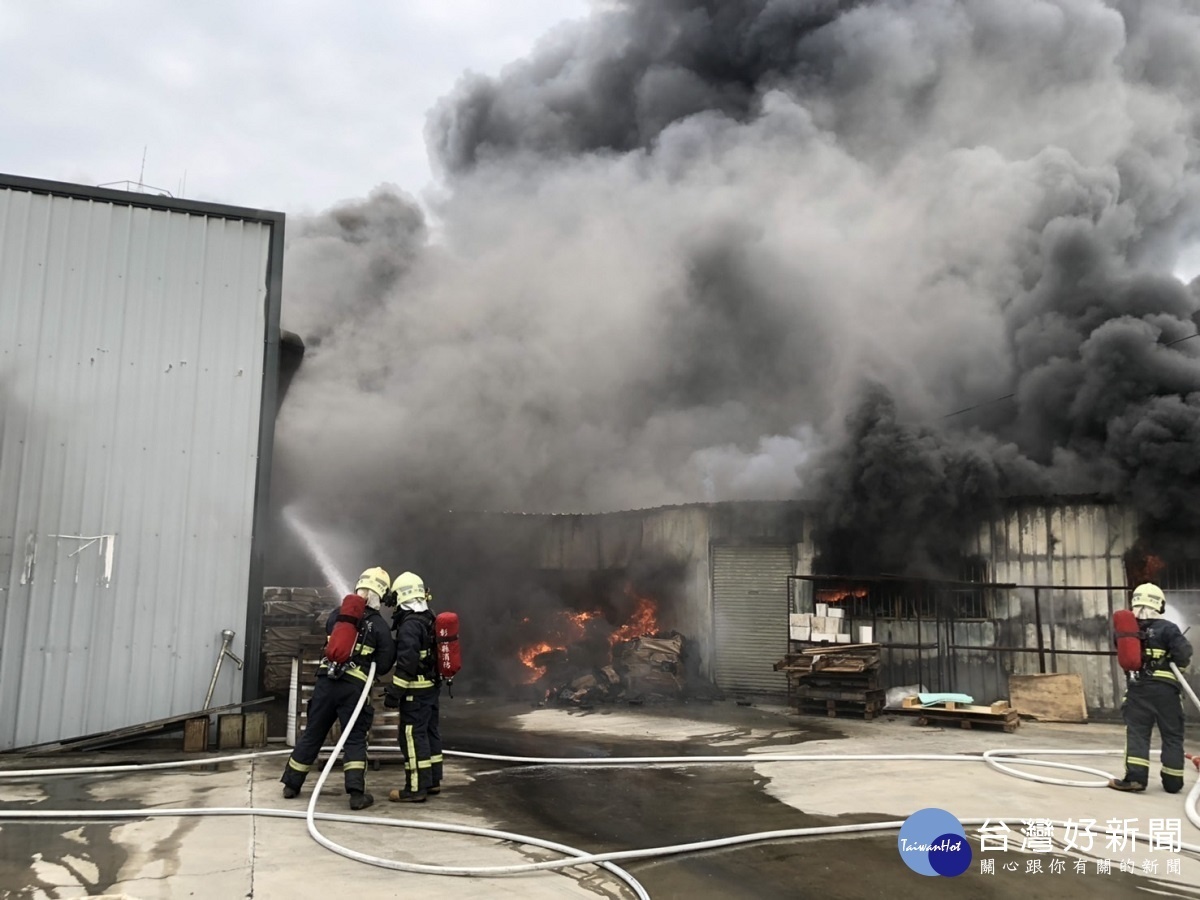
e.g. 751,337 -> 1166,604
528,631 -> 723,708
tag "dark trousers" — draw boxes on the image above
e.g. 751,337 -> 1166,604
282,675 -> 376,794
1122,678 -> 1186,793
398,686 -> 438,794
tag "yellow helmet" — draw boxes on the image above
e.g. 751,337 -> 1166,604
355,567 -> 391,600
1131,582 -> 1166,615
391,571 -> 428,610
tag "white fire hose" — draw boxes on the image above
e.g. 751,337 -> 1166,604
4,667 -> 1200,899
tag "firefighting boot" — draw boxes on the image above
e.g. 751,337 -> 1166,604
282,785 -> 299,799
388,788 -> 427,802
349,791 -> 374,810
1107,778 -> 1146,792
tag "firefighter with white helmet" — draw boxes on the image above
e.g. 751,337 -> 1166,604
1109,582 -> 1193,794
384,571 -> 443,802
281,567 -> 397,810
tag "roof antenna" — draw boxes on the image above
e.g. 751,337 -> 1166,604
138,146 -> 147,192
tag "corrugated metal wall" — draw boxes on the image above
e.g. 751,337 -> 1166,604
712,544 -> 792,696
0,178 -> 283,749
970,501 -> 1139,712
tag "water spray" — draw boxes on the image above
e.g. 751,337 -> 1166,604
282,504 -> 350,594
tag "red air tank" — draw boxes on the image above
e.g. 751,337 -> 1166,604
1113,608 -> 1144,673
325,593 -> 367,666
435,611 -> 461,680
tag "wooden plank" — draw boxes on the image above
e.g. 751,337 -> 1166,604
183,717 -> 210,752
1008,673 -> 1088,723
911,713 -> 1020,733
899,696 -> 1014,716
217,714 -> 245,750
5,696 -> 275,754
243,711 -> 268,748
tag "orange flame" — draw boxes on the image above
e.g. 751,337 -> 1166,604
610,595 -> 659,645
518,641 -> 556,683
1131,553 -> 1167,585
817,587 -> 868,604
516,591 -> 662,680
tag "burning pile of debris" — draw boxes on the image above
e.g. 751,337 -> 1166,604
535,632 -> 698,705
516,589 -> 721,706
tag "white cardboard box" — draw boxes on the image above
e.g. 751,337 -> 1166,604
858,625 -> 874,643
789,613 -> 813,628
815,603 -> 828,617
810,631 -> 838,643
810,617 -> 829,632
827,607 -> 845,619
835,633 -> 852,643
790,625 -> 812,641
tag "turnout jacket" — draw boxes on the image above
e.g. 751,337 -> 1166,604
318,607 -> 397,684
1129,617 -> 1193,689
391,608 -> 438,691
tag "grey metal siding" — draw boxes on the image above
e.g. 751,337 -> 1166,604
712,544 -> 792,696
0,177 -> 283,749
969,501 -> 1138,712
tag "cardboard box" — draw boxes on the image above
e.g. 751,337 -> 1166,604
827,607 -> 845,619
789,613 -> 813,628
835,633 -> 852,643
810,632 -> 838,643
858,626 -> 874,643
790,625 -> 812,641
815,603 -> 828,617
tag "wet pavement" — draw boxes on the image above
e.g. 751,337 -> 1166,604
2,696 -> 1200,898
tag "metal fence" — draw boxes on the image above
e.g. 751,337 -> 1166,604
787,575 -> 1146,712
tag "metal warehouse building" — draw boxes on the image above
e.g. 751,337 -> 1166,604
0,174 -> 285,750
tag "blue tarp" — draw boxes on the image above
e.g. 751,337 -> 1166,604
917,692 -> 975,707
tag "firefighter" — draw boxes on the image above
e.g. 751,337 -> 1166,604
385,571 -> 442,802
1109,583 -> 1193,794
280,567 -> 397,810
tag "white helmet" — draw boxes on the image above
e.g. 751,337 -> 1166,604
391,571 -> 428,612
1131,582 -> 1166,618
355,567 -> 391,609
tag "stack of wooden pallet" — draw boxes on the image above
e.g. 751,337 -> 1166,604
773,644 -> 885,720
294,636 -> 401,753
896,695 -> 1020,733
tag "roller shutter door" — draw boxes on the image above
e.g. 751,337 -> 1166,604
712,545 -> 792,696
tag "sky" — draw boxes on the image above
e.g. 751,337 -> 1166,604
0,0 -> 591,217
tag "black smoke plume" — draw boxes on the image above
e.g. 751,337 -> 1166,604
269,0 -> 1200,585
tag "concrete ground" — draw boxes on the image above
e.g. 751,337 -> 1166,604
2,697 -> 1200,899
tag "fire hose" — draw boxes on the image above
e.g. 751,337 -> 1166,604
3,669 -> 1200,899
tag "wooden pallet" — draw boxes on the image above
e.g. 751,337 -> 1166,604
792,686 -> 886,705
795,698 -> 885,721
789,672 -> 883,692
896,697 -> 1020,733
775,644 -> 882,676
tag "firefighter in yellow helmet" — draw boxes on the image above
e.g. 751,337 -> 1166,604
1109,583 -> 1193,794
281,567 -> 397,809
384,571 -> 442,802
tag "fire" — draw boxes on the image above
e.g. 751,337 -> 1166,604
1131,552 -> 1167,585
817,587 -> 868,604
567,610 -> 598,634
518,641 -> 556,683
515,591 -> 663,681
610,594 -> 659,645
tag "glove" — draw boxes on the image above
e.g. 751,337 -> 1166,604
384,687 -> 401,709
